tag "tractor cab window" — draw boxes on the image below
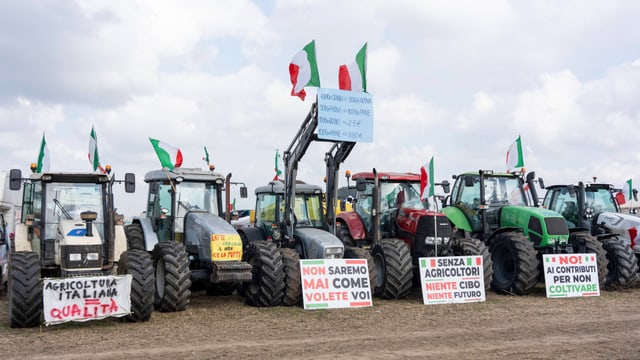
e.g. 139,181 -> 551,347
293,193 -> 324,228
355,181 -> 374,232
175,182 -> 219,217
585,188 -> 617,213
255,193 -> 278,228
21,182 -> 42,223
484,176 -> 525,206
545,188 -> 578,226
44,182 -> 105,240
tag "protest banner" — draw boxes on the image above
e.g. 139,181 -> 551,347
419,256 -> 485,305
300,258 -> 372,309
543,254 -> 600,298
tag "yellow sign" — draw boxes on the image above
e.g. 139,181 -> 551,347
210,233 -> 243,261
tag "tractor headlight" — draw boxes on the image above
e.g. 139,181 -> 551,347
86,253 -> 100,261
324,247 -> 343,259
69,253 -> 82,261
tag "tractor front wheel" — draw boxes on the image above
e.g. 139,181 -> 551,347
452,234 -> 493,289
8,252 -> 41,328
602,236 -> 640,290
490,232 -> 539,295
241,241 -> 285,307
118,249 -> 154,322
570,232 -> 608,289
280,248 -> 302,306
152,242 -> 192,312
371,239 -> 413,299
344,246 -> 377,291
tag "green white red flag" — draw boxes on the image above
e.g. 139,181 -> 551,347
88,126 -> 106,173
149,137 -> 183,170
289,40 -> 320,101
338,43 -> 367,92
273,149 -> 282,181
506,135 -> 524,172
420,156 -> 434,200
36,132 -> 50,173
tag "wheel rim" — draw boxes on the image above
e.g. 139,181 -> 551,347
155,258 -> 165,299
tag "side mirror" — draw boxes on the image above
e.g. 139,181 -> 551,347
633,189 -> 638,202
9,169 -> 22,191
356,178 -> 367,192
441,180 -> 450,194
124,173 -> 136,193
240,186 -> 248,198
538,177 -> 545,189
150,182 -> 160,194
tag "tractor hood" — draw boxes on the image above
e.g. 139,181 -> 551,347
184,211 -> 243,262
594,211 -> 640,252
294,227 -> 344,259
500,206 -> 569,247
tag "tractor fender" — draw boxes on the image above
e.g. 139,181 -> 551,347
486,226 -> 521,246
131,216 -> 159,251
236,226 -> 264,244
442,206 -> 473,233
112,224 -> 128,262
336,212 -> 366,240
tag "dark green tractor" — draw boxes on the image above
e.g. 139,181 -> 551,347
442,170 -> 607,295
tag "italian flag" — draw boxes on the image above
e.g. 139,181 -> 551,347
273,149 -> 282,181
338,43 -> 367,92
624,178 -> 634,201
506,135 -> 524,172
420,156 -> 434,200
36,133 -> 50,173
289,40 -> 320,101
149,137 -> 183,170
88,126 -> 105,173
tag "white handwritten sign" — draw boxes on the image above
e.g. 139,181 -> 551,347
43,275 -> 132,326
317,88 -> 373,143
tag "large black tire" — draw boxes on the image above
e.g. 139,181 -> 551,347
8,252 -> 41,328
336,223 -> 356,247
452,235 -> 493,290
124,223 -> 145,251
343,246 -> 377,291
118,249 -> 154,322
570,232 -> 608,289
371,239 -> 413,299
241,241 -> 285,307
490,232 -> 539,295
601,237 -> 639,290
152,242 -> 192,312
279,248 -> 302,306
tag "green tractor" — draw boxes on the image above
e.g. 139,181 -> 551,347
442,170 -> 607,295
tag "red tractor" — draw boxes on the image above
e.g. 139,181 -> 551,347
335,170 -> 492,299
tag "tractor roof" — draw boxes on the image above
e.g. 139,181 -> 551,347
255,180 -> 323,195
351,171 -> 420,182
456,171 -> 516,178
546,183 -> 614,191
30,172 -> 111,184
144,168 -> 225,183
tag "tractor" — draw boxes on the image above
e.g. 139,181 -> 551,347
442,170 -> 608,295
335,170 -> 492,299
237,101 -> 373,306
7,166 -> 153,327
542,181 -> 639,289
126,167 -> 285,309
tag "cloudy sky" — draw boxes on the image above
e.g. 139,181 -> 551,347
1,0 -> 639,215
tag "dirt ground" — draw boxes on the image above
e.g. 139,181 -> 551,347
0,287 -> 639,360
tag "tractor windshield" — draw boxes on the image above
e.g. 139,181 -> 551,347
44,182 -> 105,240
484,176 -> 526,206
292,193 -> 324,227
381,182 -> 425,211
175,182 -> 220,216
585,187 -> 617,213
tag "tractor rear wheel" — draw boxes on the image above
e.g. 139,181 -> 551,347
570,232 -> 608,289
118,249 -> 154,322
279,248 -> 301,306
344,246 -> 377,291
8,252 -> 41,328
336,223 -> 356,247
124,223 -> 145,251
452,234 -> 493,289
241,241 -> 285,307
372,238 -> 413,299
601,237 -> 639,289
490,232 -> 539,295
152,242 -> 192,312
